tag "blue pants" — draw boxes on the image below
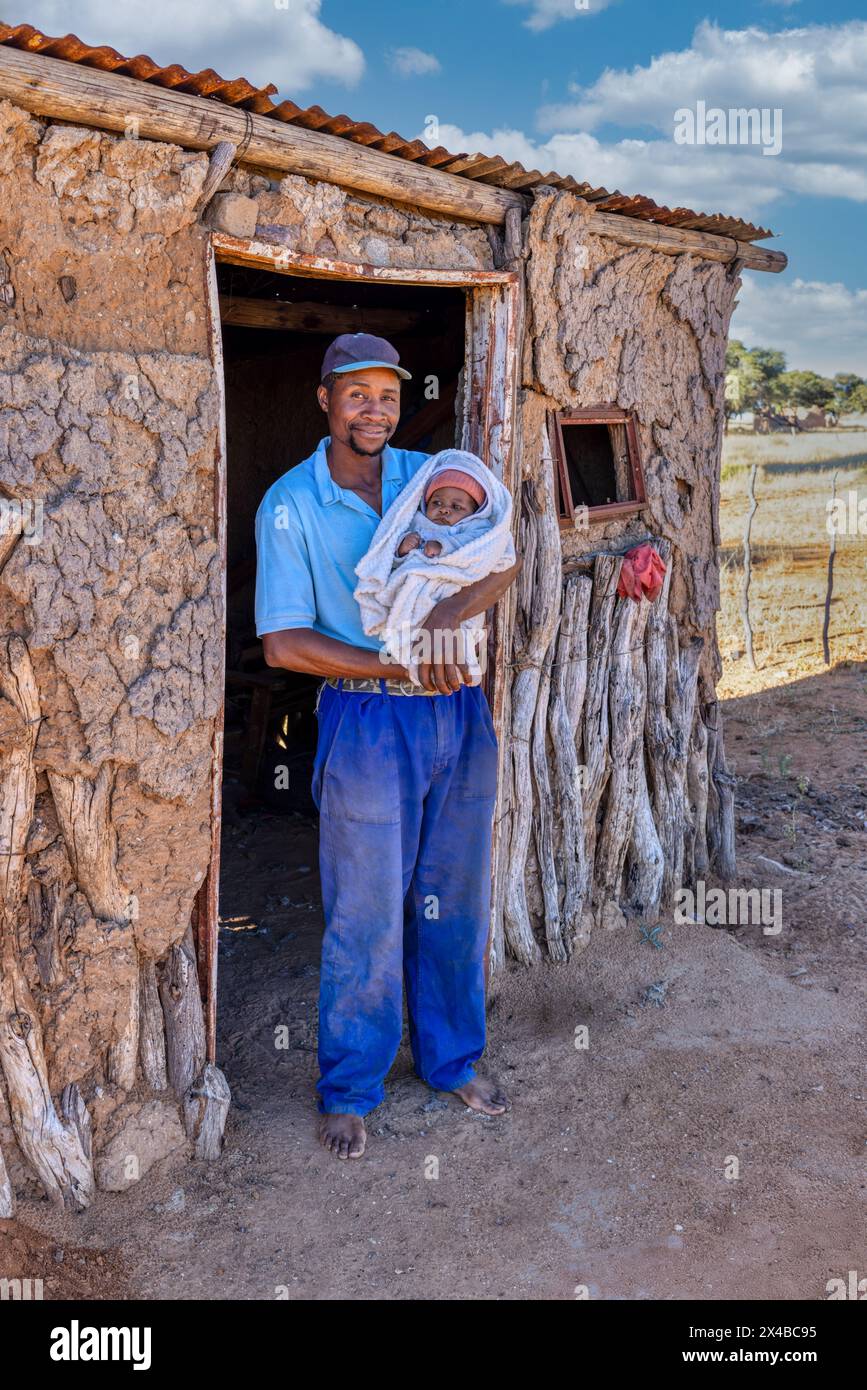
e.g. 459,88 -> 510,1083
310,677 -> 498,1115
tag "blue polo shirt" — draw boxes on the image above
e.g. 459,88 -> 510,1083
254,435 -> 431,649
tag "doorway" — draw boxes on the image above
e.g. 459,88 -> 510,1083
197,238 -> 521,1058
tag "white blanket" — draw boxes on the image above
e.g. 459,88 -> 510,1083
354,450 -> 515,685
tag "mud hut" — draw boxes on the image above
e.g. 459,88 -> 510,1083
0,22 -> 787,1214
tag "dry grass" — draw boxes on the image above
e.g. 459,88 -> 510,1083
717,430 -> 867,698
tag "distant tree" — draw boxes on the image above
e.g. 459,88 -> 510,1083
725,347 -> 863,430
725,342 -> 763,426
749,348 -> 787,392
829,373 -> 867,423
724,342 -> 787,428
845,382 -> 867,415
773,370 -> 835,425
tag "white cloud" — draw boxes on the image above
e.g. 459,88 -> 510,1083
22,0 -> 365,92
424,120 -> 787,223
536,20 -> 867,206
732,277 -> 867,377
421,22 -> 867,223
500,0 -> 616,31
387,46 -> 441,78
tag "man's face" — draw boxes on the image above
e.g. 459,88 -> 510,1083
318,367 -> 402,457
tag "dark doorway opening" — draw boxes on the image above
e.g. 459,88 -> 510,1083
215,262 -> 466,978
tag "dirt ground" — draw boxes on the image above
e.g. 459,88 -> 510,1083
3,437 -> 865,1302
3,655 -> 864,1301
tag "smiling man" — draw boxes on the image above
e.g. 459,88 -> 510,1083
255,332 -> 521,1159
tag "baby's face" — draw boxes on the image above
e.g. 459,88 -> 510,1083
425,486 -> 478,526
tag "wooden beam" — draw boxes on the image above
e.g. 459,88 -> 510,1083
587,208 -> 787,273
213,233 -> 519,286
0,46 -> 786,269
218,293 -> 425,335
0,45 -> 521,226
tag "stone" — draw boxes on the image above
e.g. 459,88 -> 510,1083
94,1100 -> 187,1191
204,191 -> 258,239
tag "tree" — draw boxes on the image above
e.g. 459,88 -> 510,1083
724,342 -> 787,427
829,373 -> 867,423
773,370 -> 835,425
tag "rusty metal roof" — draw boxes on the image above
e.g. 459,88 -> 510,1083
0,21 -> 775,242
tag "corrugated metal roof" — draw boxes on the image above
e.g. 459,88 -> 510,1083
0,21 -> 775,242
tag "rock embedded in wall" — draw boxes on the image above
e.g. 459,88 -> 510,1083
222,166 -> 494,270
94,1099 -> 188,1192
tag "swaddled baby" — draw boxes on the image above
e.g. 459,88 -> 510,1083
353,447 -> 515,686
395,462 -> 489,563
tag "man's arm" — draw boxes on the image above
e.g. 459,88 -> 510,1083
263,555 -> 523,687
434,555 -> 523,625
263,627 -> 409,680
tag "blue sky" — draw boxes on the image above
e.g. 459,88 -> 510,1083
20,0 -> 867,374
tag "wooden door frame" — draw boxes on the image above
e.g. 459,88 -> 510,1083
196,232 -> 522,1060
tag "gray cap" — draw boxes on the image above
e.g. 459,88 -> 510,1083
321,332 -> 411,382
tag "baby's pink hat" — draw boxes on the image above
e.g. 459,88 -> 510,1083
424,468 -> 486,508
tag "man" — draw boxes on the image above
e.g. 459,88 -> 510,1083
255,332 -> 521,1160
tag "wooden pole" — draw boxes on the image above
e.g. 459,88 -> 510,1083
547,574 -> 593,956
822,470 -> 838,666
0,1139 -> 13,1216
0,45 -> 787,268
502,474 -> 560,966
741,463 -> 758,671
587,208 -> 786,274
194,140 -> 237,217
0,638 -> 94,1210
0,44 -> 520,227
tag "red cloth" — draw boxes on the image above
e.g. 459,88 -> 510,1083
617,543 -> 666,604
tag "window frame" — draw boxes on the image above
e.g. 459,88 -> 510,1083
550,405 -> 647,528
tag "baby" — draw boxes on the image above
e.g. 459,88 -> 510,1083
395,463 -> 488,562
354,447 -> 515,686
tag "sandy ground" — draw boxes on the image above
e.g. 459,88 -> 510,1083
3,436 -> 865,1302
3,658 -> 865,1302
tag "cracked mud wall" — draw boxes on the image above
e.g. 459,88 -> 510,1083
522,190 -> 738,693
221,164 -> 495,271
0,100 -> 222,1204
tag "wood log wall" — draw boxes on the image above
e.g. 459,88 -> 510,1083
497,533 -> 737,963
492,188 -> 740,965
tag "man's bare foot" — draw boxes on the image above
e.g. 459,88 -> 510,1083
452,1078 -> 511,1115
319,1113 -> 367,1159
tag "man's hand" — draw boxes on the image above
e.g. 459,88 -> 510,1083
415,555 -> 523,694
415,598 -> 470,694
